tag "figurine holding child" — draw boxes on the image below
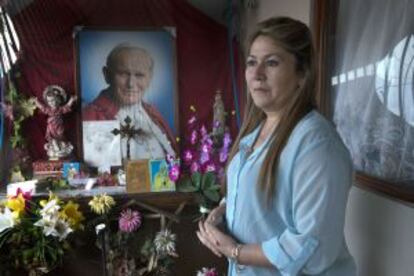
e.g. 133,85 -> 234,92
34,85 -> 77,160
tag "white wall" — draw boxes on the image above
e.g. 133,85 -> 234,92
244,1 -> 414,276
345,187 -> 414,276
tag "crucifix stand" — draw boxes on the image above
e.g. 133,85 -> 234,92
111,116 -> 146,160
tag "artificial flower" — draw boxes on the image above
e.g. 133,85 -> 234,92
190,130 -> 198,145
118,208 -> 142,233
219,150 -> 228,163
154,229 -> 177,257
200,125 -> 208,137
54,219 -> 73,241
166,154 -> 175,164
40,191 -> 60,208
196,267 -> 219,276
60,200 -> 84,230
188,115 -> 197,125
89,194 -> 116,215
34,216 -> 73,241
5,193 -> 25,218
204,163 -> 216,173
39,199 -> 60,218
168,164 -> 180,182
0,207 -> 15,233
190,161 -> 200,173
12,188 -> 32,201
183,150 -> 194,163
96,172 -> 118,186
199,151 -> 210,165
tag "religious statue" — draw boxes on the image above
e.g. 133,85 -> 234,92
34,85 -> 77,160
212,90 -> 226,137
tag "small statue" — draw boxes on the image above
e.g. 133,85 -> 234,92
212,90 -> 226,137
34,85 -> 77,160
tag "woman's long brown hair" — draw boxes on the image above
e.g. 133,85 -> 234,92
226,17 -> 317,205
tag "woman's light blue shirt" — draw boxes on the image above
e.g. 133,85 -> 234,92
226,111 -> 356,276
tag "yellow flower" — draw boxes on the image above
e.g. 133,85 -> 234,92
60,201 -> 85,230
5,193 -> 25,218
190,105 -> 196,112
89,194 -> 115,215
40,191 -> 60,207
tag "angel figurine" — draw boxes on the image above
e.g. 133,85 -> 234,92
34,85 -> 77,160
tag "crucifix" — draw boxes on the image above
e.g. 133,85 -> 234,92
111,116 -> 146,160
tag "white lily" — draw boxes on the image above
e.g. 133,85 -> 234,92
54,219 -> 73,241
0,207 -> 15,233
34,216 -> 73,241
39,199 -> 60,218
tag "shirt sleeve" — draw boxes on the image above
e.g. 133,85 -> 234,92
261,138 -> 353,275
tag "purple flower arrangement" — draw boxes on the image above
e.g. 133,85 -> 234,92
167,108 -> 232,212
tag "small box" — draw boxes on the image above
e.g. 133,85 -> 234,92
32,160 -> 64,179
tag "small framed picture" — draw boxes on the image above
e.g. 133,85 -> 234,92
125,160 -> 151,193
149,159 -> 175,192
62,162 -> 80,179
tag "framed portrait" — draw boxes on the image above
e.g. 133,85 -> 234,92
74,27 -> 179,171
313,0 -> 414,202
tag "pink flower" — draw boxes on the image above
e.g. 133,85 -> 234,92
223,132 -> 232,148
219,150 -> 228,163
188,115 -> 197,125
199,151 -> 210,165
204,163 -> 216,173
168,164 -> 180,182
197,267 -> 219,276
119,209 -> 142,233
200,125 -> 208,137
183,150 -> 194,163
13,188 -> 32,201
166,154 -> 175,164
190,161 -> 200,173
190,130 -> 198,145
96,172 -> 117,186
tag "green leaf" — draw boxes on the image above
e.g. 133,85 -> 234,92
177,177 -> 198,192
0,229 -> 13,248
204,189 -> 220,202
191,172 -> 201,189
201,172 -> 216,190
19,98 -> 37,118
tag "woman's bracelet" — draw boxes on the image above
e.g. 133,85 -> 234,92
231,243 -> 243,263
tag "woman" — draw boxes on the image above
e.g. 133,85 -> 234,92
197,17 -> 356,275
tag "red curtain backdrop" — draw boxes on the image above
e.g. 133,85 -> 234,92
11,0 -> 241,161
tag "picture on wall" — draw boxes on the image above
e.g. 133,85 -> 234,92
319,0 -> 414,201
75,27 -> 179,170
